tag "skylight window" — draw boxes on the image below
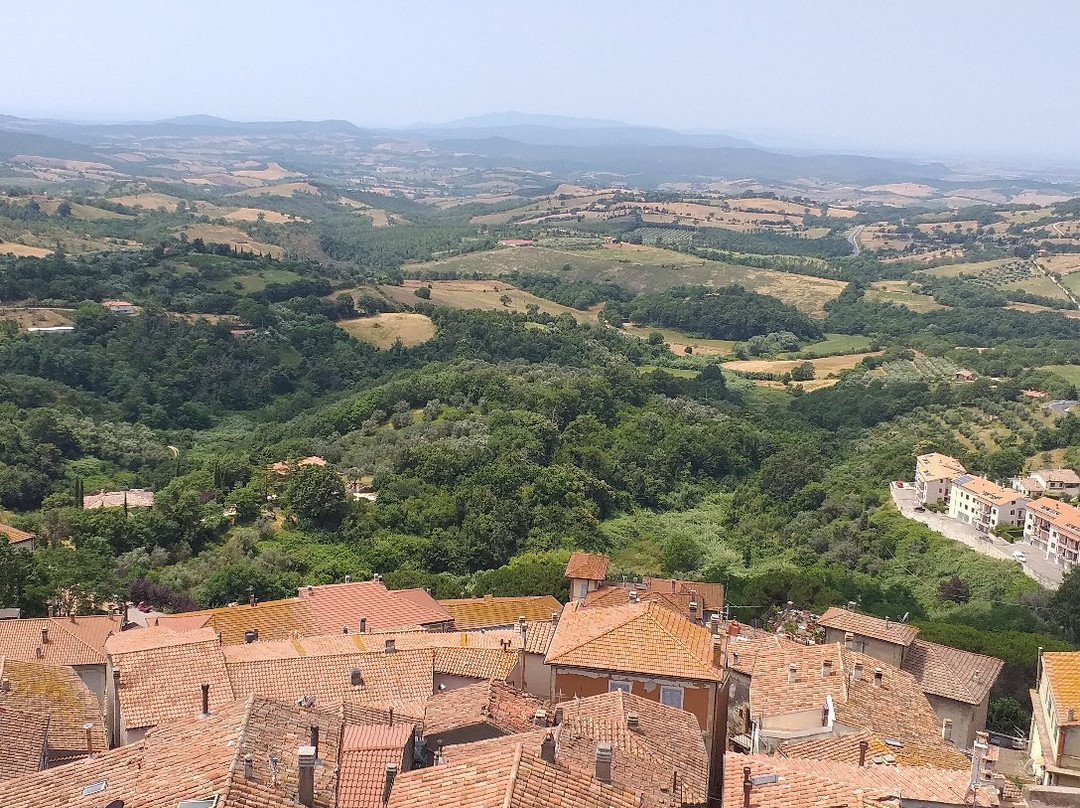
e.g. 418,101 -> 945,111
81,780 -> 107,796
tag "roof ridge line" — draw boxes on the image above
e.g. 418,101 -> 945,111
502,742 -> 524,808
50,617 -> 107,658
549,602 -> 642,660
221,695 -> 258,803
643,602 -> 716,673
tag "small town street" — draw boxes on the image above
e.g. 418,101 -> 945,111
890,483 -> 1063,590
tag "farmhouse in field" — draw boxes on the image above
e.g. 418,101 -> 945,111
914,452 -> 967,506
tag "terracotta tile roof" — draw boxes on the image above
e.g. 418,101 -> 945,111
723,752 -> 995,808
440,594 -> 563,629
439,728 -> 553,763
266,455 -> 327,475
952,474 -> 1027,506
778,727 -> 970,771
341,700 -> 426,728
152,597 -> 321,644
0,657 -> 106,755
339,745 -> 411,808
817,607 -> 919,646
433,647 -> 519,681
583,585 -> 690,613
564,552 -> 610,581
1028,497 -> 1080,536
0,615 -> 122,667
394,586 -> 450,615
1041,652 -> 1080,726
298,580 -> 453,634
546,601 -> 724,682
0,706 -> 47,780
1034,468 -> 1080,485
106,627 -> 233,731
227,648 -> 435,709
902,639 -> 1003,705
642,577 -> 725,610
424,680 -> 548,741
0,522 -> 34,544
386,743 -> 642,808
554,690 -> 709,808
82,488 -> 155,509
749,643 -> 955,756
0,695 -> 345,808
521,620 -> 558,655
727,635 -> 803,675
916,452 -> 966,481
219,628 -> 522,661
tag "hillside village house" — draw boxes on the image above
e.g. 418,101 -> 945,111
0,522 -> 36,552
817,606 -> 1003,747
545,599 -> 728,755
565,551 -> 609,601
101,300 -> 135,315
948,474 -> 1029,533
915,452 -> 967,506
1030,650 -> 1080,787
1025,497 -> 1080,573
1013,468 -> 1080,499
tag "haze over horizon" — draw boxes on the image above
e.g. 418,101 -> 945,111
4,1 -> 1079,164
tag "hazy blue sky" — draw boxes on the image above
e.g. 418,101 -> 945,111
4,1 -> 1078,160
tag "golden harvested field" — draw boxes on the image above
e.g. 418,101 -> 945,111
862,183 -> 936,198
1006,302 -> 1080,319
231,182 -> 320,198
1011,191 -> 1074,207
407,243 -> 846,319
178,225 -> 284,258
1038,255 -> 1080,275
222,208 -> 308,224
337,197 -> 396,227
865,280 -> 950,312
0,307 -> 73,330
0,241 -> 51,257
857,224 -> 913,252
338,312 -> 436,349
29,198 -> 129,220
379,279 -> 599,324
724,351 -> 881,376
111,193 -> 184,211
998,208 -> 1053,226
621,324 -> 736,357
915,220 -> 980,234
231,162 -> 303,181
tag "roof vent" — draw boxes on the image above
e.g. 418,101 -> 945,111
551,611 -> 559,624
847,601 -> 857,611
307,585 -> 313,595
626,712 -> 640,729
629,590 -> 638,602
384,638 -> 396,653
884,617 -> 891,629
350,668 -> 363,687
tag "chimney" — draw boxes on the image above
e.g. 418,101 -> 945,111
307,585 -> 313,595
244,753 -> 254,780
384,638 -> 396,653
844,631 -> 854,650
382,763 -> 398,806
541,732 -> 556,763
342,625 -> 349,634
847,601 -> 857,611
1070,708 -> 1076,723
788,663 -> 797,684
350,668 -> 363,687
873,667 -> 883,687
884,617 -> 890,630
388,708 -> 394,726
245,629 -> 258,644
518,615 -> 527,632
551,611 -> 559,624
853,662 -> 863,681
345,574 -> 351,583
595,742 -> 613,783
553,707 -> 563,725
41,626 -> 49,645
298,745 -> 316,808
858,740 -> 868,767
532,709 -> 547,727
713,636 -> 724,670
942,718 -> 953,741
200,683 -> 210,717
248,589 -> 255,607
83,721 -> 94,752
359,617 -> 367,634
742,766 -> 752,808
822,660 -> 832,678
310,724 -> 320,760
727,621 -> 741,637
629,589 -> 638,603
626,712 -> 640,730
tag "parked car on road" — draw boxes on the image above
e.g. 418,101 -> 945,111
1013,551 -> 1027,563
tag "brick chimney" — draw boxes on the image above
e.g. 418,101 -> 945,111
41,626 -> 49,645
298,745 -> 316,807
742,766 -> 752,808
200,683 -> 210,717
382,763 -> 397,805
541,732 -> 556,763
858,740 -> 868,767
595,742 -> 613,783
626,712 -> 640,730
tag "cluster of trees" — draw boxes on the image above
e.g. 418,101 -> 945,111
607,285 -> 823,341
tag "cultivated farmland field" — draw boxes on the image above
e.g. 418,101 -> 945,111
724,352 -> 880,378
380,279 -> 599,323
178,224 -> 284,258
865,281 -> 949,312
407,244 -> 846,318
621,324 -> 736,357
338,312 -> 436,349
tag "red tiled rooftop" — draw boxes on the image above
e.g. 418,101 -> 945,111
439,594 -> 563,629
298,580 -> 453,634
564,552 -> 610,581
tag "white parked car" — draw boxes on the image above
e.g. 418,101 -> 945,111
1012,551 -> 1027,563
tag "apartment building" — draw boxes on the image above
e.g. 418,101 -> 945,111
914,452 -> 967,506
1025,497 -> 1080,572
948,474 -> 1029,534
1030,650 -> 1080,787
1013,468 -> 1080,499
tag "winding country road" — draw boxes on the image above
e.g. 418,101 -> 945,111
846,225 -> 864,257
